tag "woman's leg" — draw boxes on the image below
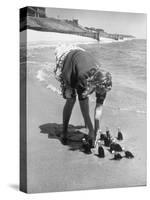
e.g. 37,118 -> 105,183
79,98 -> 95,144
62,98 -> 76,138
84,98 -> 89,128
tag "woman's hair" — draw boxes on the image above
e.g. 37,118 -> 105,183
82,69 -> 112,98
92,70 -> 112,89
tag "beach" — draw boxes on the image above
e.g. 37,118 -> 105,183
21,30 -> 147,193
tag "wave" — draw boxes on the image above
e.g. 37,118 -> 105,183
135,110 -> 146,114
36,70 -> 46,81
27,61 -> 39,65
36,66 -> 54,82
27,43 -> 57,49
46,84 -> 61,95
27,38 -> 134,50
27,41 -> 98,50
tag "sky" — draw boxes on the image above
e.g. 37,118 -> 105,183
46,7 -> 147,39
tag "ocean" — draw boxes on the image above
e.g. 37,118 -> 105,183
23,38 -> 147,115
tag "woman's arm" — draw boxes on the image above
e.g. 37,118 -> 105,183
94,102 -> 104,136
94,90 -> 107,136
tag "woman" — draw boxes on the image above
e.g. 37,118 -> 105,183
54,44 -> 112,146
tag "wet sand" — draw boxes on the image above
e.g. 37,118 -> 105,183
26,65 -> 146,193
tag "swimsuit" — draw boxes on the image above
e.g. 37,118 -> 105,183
54,49 -> 111,104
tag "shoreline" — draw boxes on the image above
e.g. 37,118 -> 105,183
20,29 -> 136,48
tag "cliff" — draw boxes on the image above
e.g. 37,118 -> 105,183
20,16 -> 100,41
20,15 -> 135,41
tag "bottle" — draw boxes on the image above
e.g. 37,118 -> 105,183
117,127 -> 123,140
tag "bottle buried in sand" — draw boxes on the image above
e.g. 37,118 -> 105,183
112,152 -> 123,160
94,140 -> 105,158
97,140 -> 105,158
109,140 -> 123,153
106,127 -> 111,139
111,150 -> 134,160
124,150 -> 134,159
100,132 -> 106,141
103,127 -> 112,147
110,144 -> 134,160
82,138 -> 92,154
117,127 -> 123,140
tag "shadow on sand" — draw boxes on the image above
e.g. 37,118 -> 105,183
39,123 -> 89,153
